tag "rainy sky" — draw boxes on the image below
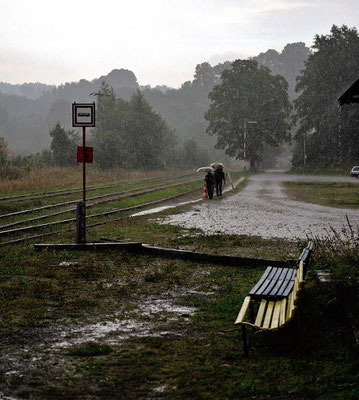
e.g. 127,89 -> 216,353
1,0 -> 358,88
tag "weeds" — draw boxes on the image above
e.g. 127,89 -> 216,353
311,215 -> 359,279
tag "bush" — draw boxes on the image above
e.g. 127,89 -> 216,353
0,165 -> 28,180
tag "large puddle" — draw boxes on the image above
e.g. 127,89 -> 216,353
54,294 -> 197,348
0,287 -> 202,386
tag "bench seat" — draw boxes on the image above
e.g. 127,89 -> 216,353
235,241 -> 313,356
236,260 -> 304,330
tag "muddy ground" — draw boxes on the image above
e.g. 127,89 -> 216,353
1,171 -> 358,399
162,171 -> 359,239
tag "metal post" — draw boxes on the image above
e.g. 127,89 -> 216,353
78,126 -> 86,243
82,126 -> 86,203
243,119 -> 257,171
243,119 -> 247,171
76,201 -> 86,244
303,131 -> 307,168
242,325 -> 249,357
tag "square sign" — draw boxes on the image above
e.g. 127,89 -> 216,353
72,103 -> 95,127
77,146 -> 93,163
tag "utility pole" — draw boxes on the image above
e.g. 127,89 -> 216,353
303,131 -> 307,168
243,119 -> 257,171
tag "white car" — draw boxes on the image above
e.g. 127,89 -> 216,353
350,166 -> 359,178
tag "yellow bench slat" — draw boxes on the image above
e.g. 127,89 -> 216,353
271,301 -> 282,329
279,298 -> 287,326
255,299 -> 267,327
235,296 -> 251,324
263,301 -> 275,329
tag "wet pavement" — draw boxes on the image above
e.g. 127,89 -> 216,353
162,171 -> 359,240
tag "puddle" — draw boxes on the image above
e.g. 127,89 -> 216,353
0,289 -> 200,395
54,318 -> 153,347
47,291 -> 198,349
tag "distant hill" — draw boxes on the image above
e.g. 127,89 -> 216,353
0,82 -> 55,100
0,44 -> 310,155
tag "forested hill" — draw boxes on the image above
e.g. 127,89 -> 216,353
0,43 -> 310,155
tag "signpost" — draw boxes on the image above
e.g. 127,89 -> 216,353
72,102 -> 95,243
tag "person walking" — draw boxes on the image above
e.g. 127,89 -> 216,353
214,167 -> 225,197
205,170 -> 215,199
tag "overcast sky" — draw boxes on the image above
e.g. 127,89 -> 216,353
0,0 -> 358,88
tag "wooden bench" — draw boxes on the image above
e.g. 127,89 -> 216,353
235,241 -> 313,356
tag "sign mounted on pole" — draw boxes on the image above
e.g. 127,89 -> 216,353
72,101 -> 95,244
72,103 -> 95,127
77,146 -> 93,163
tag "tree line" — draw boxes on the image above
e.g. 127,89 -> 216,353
0,43 -> 310,168
1,25 -> 359,174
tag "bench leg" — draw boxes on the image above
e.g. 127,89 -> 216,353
241,325 -> 249,357
250,302 -> 255,323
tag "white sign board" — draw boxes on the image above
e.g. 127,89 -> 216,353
72,103 -> 95,127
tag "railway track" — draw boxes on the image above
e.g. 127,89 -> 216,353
0,173 -> 194,204
0,174 -> 203,247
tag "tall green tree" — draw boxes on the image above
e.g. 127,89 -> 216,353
92,85 -> 176,170
49,123 -> 79,167
205,59 -> 292,169
293,25 -> 359,169
125,90 -> 176,170
254,43 -> 310,98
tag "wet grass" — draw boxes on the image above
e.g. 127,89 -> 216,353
0,171 -> 358,399
1,223 -> 358,399
284,181 -> 359,208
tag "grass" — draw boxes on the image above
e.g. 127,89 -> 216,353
0,167 -> 190,194
69,342 -> 113,357
0,169 -> 358,399
1,226 -> 357,399
284,181 -> 359,209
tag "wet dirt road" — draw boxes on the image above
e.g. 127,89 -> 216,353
162,171 -> 359,240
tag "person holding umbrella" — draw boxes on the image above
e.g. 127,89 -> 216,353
211,163 -> 225,197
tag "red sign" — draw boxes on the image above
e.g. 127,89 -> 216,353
77,146 -> 93,163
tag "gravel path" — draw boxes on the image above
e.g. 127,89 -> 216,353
162,171 -> 359,240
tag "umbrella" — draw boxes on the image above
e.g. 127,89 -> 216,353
196,166 -> 215,173
210,162 -> 224,169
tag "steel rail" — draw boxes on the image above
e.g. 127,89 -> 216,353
0,181 -> 201,236
0,177 -> 200,220
0,173 -> 195,203
0,186 -> 202,246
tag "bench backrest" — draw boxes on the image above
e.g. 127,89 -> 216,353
297,241 -> 313,276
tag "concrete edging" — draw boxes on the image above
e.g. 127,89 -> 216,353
34,240 -> 289,268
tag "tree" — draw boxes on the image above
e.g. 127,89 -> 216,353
205,59 -> 292,169
254,43 -> 310,98
92,85 -> 177,170
0,143 -> 7,167
293,25 -> 359,170
49,123 -> 79,167
125,90 -> 176,170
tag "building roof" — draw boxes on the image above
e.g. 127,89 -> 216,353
338,78 -> 359,106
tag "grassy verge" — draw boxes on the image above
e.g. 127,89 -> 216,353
0,239 -> 358,399
0,170 -> 358,399
283,181 -> 359,209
